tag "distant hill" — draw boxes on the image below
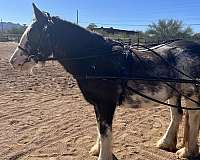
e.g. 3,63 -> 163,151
0,22 -> 23,32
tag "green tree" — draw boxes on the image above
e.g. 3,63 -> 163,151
146,19 -> 193,42
87,23 -> 97,30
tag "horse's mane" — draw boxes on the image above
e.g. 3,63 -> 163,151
51,16 -> 96,36
51,16 -> 113,58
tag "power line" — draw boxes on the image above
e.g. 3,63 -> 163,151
188,23 -> 200,26
80,21 -> 200,27
80,21 -> 148,27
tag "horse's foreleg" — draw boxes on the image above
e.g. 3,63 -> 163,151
157,96 -> 183,151
92,103 -> 117,160
90,120 -> 100,156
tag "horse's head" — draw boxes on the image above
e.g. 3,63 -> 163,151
9,3 -> 53,71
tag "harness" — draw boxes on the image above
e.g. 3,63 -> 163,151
17,18 -> 200,110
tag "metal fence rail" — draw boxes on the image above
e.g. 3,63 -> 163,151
0,33 -> 22,42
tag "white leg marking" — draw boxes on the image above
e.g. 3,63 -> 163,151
98,128 -> 113,160
177,95 -> 200,158
90,123 -> 100,156
157,97 -> 182,151
90,136 -> 100,156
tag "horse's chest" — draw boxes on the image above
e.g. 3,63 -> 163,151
122,81 -> 170,108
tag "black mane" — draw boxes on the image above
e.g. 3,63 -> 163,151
51,16 -> 113,58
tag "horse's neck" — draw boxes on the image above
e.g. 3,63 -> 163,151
51,21 -> 114,75
52,22 -> 110,59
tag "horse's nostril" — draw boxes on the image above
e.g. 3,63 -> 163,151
9,57 -> 16,64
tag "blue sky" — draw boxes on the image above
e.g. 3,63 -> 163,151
0,0 -> 200,32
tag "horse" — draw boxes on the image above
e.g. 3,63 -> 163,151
9,3 -> 200,160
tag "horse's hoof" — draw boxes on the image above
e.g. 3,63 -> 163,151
176,147 -> 199,158
97,154 -> 118,160
112,154 -> 118,160
89,144 -> 100,156
157,138 -> 177,152
176,147 -> 188,158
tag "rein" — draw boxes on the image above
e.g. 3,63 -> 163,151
127,86 -> 200,110
18,44 -> 121,62
75,75 -> 200,110
18,19 -> 200,110
19,42 -> 200,110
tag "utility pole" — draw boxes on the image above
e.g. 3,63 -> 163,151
76,9 -> 79,25
1,18 -> 3,33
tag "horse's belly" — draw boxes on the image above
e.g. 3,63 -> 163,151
121,82 -> 170,108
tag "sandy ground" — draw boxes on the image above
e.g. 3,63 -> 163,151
0,42 -> 199,160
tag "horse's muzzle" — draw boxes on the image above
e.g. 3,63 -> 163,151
9,48 -> 35,71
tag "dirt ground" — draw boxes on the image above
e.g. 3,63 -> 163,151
0,42 -> 198,160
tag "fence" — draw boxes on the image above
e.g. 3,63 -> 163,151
109,35 -> 182,47
0,33 -> 22,42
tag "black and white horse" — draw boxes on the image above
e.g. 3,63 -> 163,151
9,4 -> 200,160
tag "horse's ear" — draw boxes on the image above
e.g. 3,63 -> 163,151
32,3 -> 48,23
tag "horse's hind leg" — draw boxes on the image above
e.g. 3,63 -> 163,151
157,96 -> 183,151
91,103 -> 117,160
176,95 -> 200,158
182,110 -> 189,148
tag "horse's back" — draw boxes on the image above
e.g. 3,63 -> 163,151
171,40 -> 200,57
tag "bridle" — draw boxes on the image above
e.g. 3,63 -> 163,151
18,44 -> 54,63
18,45 -> 30,55
17,45 -> 38,65
18,14 -> 55,63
